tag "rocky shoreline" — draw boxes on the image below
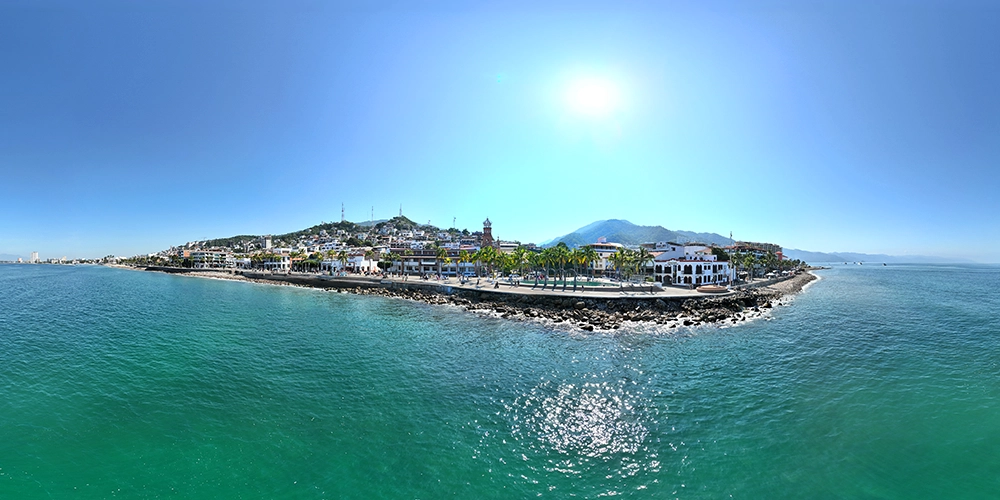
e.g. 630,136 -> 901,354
147,266 -> 819,332
347,273 -> 817,331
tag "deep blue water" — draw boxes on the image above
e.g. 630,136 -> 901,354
1,263 -> 998,498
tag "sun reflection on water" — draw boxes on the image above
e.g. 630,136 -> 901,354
493,372 -> 664,493
514,381 -> 647,457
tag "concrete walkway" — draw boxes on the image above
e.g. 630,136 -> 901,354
373,275 -> 716,299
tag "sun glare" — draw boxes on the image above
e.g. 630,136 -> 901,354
566,78 -> 620,117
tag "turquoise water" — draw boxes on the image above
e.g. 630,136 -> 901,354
1,264 -> 998,498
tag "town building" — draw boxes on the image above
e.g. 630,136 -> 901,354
584,239 -> 624,276
652,242 -> 733,286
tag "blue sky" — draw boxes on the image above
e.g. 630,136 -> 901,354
1,0 -> 997,262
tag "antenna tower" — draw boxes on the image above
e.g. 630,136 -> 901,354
341,203 -> 345,223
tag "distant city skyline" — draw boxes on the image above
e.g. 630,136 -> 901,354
2,1 -> 998,262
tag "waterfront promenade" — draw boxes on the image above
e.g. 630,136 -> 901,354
139,265 -> 818,331
142,265 -> 816,300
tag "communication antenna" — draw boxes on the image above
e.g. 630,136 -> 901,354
453,217 -> 456,228
399,204 -> 402,217
341,203 -> 345,223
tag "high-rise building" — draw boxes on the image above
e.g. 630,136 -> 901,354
30,251 -> 38,263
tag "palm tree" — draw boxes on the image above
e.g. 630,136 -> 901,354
537,248 -> 551,289
337,250 -> 349,274
402,249 -> 414,277
545,243 -> 568,290
743,254 -> 757,282
435,246 -> 448,278
728,250 -> 742,284
378,252 -> 395,274
581,246 -> 599,278
610,248 -> 628,281
478,245 -> 499,278
527,251 -> 542,288
569,248 -> 585,291
634,247 -> 652,288
763,252 -> 778,276
458,249 -> 471,282
512,246 -> 529,277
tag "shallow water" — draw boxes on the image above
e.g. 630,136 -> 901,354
1,264 -> 998,498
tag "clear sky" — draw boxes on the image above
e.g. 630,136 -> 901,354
2,0 -> 998,262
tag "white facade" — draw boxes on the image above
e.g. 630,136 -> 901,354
586,242 -> 624,275
190,250 -> 233,268
653,257 -> 733,286
651,242 -> 717,261
263,255 -> 290,271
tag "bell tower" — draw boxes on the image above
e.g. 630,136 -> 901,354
482,218 -> 495,248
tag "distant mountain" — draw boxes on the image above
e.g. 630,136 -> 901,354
542,219 -> 733,248
782,248 -> 975,264
0,253 -> 23,261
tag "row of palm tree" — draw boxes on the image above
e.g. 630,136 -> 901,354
376,243 -> 613,290
607,247 -> 653,283
728,250 -> 805,282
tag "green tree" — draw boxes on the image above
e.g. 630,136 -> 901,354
634,247 -> 652,284
435,246 -> 449,277
458,249 -> 471,282
581,246 -> 599,278
336,250 -> 349,273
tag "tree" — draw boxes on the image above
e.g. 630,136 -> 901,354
634,247 -> 652,284
477,245 -> 499,278
457,249 -> 471,282
337,250 -> 349,273
581,246 -> 599,278
377,252 -> 395,272
402,249 -> 414,276
290,251 -> 304,272
512,246 -> 529,277
743,254 -> 757,281
435,246 -> 449,277
610,248 -> 629,281
711,247 -> 730,262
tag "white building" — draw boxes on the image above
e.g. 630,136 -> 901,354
652,242 -> 733,286
189,250 -> 232,269
584,240 -> 624,276
319,241 -> 343,252
262,255 -> 290,271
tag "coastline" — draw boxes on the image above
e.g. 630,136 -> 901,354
132,265 -> 820,332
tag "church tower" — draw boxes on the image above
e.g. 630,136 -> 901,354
482,218 -> 495,248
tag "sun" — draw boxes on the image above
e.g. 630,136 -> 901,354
566,78 -> 620,117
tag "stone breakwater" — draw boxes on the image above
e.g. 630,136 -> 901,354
345,283 -> 800,331
143,266 -> 818,332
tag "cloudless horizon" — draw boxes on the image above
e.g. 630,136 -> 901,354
2,1 -> 998,262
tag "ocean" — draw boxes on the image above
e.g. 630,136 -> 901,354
1,263 -> 998,498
